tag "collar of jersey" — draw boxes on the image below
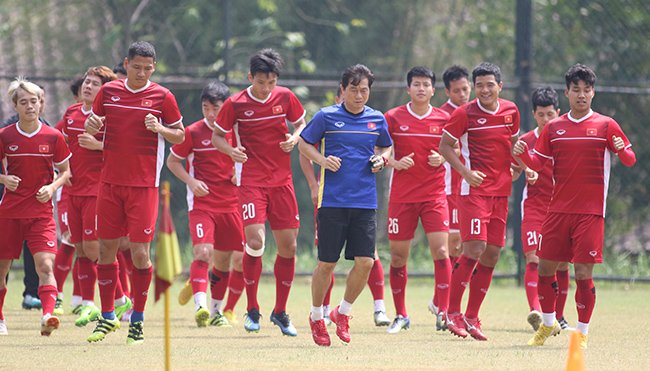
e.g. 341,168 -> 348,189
446,99 -> 459,109
81,105 -> 92,116
406,102 -> 432,120
123,79 -> 151,94
534,127 -> 540,138
246,86 -> 272,104
477,99 -> 500,115
16,121 -> 43,138
202,118 -> 216,130
567,109 -> 594,123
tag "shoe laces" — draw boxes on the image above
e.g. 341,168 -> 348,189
247,308 -> 260,322
274,311 -> 291,327
128,321 -> 144,338
312,318 -> 327,332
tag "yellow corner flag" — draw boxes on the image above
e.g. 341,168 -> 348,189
565,331 -> 585,371
155,181 -> 182,302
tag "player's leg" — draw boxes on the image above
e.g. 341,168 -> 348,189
74,239 -> 100,327
0,259 -> 12,335
555,262 -> 572,329
387,239 -> 411,334
189,243 -> 211,327
116,237 -> 133,321
521,220 -> 542,330
208,250 -> 232,327
22,244 -> 41,310
223,251 -> 243,324
0,220 -> 28,335
447,195 -> 462,267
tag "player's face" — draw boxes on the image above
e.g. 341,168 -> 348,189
474,75 -> 502,110
124,55 -> 155,90
202,100 -> 224,124
341,78 -> 370,114
81,75 -> 103,105
14,89 -> 41,123
565,81 -> 594,115
407,76 -> 434,105
532,105 -> 560,131
248,72 -> 277,100
445,77 -> 471,107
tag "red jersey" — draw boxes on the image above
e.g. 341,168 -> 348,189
520,128 -> 553,223
534,111 -> 631,216
170,119 -> 238,213
440,100 -> 463,196
385,103 -> 449,203
443,98 -> 520,196
214,86 -> 306,187
57,103 -> 103,196
92,79 -> 183,187
0,123 -> 71,218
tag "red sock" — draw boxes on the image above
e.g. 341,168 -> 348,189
53,243 -> 75,292
273,255 -> 295,313
77,257 -> 97,301
117,251 -> 131,298
367,258 -> 385,301
242,252 -> 262,311
122,249 -> 135,297
555,269 -> 570,319
72,257 -> 81,297
465,263 -> 494,319
131,266 -> 153,313
223,270 -> 244,312
190,260 -> 209,294
538,275 -> 558,314
114,272 -> 125,300
575,278 -> 596,324
450,255 -> 459,268
390,265 -> 408,317
525,262 -> 541,311
38,284 -> 58,316
97,262 -> 118,312
0,288 -> 6,320
323,272 -> 334,306
434,258 -> 451,313
210,269 -> 230,301
448,255 -> 477,313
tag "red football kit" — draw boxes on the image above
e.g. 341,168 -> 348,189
440,100 -> 463,231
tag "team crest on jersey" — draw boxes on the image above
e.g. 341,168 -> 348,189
477,118 -> 487,125
399,125 -> 409,131
47,241 -> 55,247
367,122 -> 377,129
201,139 -> 211,146
586,128 -> 597,136
272,105 -> 283,114
141,99 -> 153,107
111,96 -> 120,102
8,145 -> 18,152
67,119 -> 74,125
244,110 -> 254,117
39,145 -> 49,153
334,121 -> 345,128
504,115 -> 513,123
556,129 -> 566,135
144,228 -> 153,235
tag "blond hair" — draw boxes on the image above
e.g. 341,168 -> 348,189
8,77 -> 42,105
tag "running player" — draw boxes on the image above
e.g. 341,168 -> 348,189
85,41 -> 184,345
212,49 -> 306,336
0,78 -> 71,336
515,64 -> 636,349
439,62 -> 520,341
384,66 -> 451,334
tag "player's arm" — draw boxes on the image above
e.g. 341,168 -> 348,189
144,113 -> 184,144
439,132 -> 484,187
299,152 -> 319,205
166,152 -> 209,197
612,135 -> 636,167
37,160 -> 71,203
212,127 -> 247,163
0,173 -> 21,192
84,114 -> 105,135
77,133 -> 103,151
280,117 -> 307,153
512,140 -> 547,172
298,137 -> 341,173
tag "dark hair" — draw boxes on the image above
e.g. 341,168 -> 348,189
564,63 -> 596,88
69,75 -> 84,97
201,81 -> 230,105
127,41 -> 156,61
406,66 -> 435,87
113,61 -> 127,75
531,86 -> 559,111
341,64 -> 375,89
442,65 -> 470,89
472,62 -> 501,84
249,49 -> 283,77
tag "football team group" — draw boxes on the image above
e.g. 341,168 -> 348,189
0,41 -> 635,350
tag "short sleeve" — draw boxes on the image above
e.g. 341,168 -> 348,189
300,110 -> 326,145
53,131 -> 72,165
533,125 -> 553,159
384,111 -> 396,135
606,119 -> 632,152
511,108 -> 521,136
376,117 -> 392,148
170,127 -> 193,159
162,92 -> 183,127
443,107 -> 468,141
286,90 -> 306,125
0,134 -> 5,160
91,86 -> 105,116
215,98 -> 235,133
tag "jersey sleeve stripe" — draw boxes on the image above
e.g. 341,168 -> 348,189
169,148 -> 186,160
289,110 -> 307,125
54,153 -> 72,166
442,129 -> 458,141
214,122 -> 231,134
533,149 -> 553,159
165,118 -> 183,127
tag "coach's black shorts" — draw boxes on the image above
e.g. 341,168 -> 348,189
317,207 -> 376,263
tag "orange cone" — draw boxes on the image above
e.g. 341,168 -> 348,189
565,331 -> 585,371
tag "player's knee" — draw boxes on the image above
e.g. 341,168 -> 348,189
355,256 -> 375,271
390,253 -> 408,267
130,248 -> 151,267
245,243 -> 264,257
524,252 -> 539,264
193,245 -> 211,262
246,238 -> 264,251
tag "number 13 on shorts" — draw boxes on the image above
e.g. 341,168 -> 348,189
470,218 -> 481,235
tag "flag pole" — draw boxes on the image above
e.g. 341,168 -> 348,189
162,181 -> 172,371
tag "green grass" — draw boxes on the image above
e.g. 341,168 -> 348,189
1,274 -> 649,370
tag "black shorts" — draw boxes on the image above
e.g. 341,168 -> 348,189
317,207 -> 376,263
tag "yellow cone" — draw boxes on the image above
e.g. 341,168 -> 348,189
565,331 -> 585,371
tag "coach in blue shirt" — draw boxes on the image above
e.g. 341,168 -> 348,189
299,64 -> 392,346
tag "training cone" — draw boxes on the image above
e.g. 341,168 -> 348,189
565,331 -> 585,371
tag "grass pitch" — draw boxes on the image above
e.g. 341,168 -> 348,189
1,275 -> 648,370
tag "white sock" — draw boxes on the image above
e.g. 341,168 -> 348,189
542,312 -> 556,327
311,306 -> 324,321
57,292 -> 64,300
194,292 -> 207,311
374,299 -> 385,312
576,321 -> 589,335
81,300 -> 94,307
71,295 -> 83,307
323,304 -> 331,316
339,299 -> 353,316
114,295 -> 127,307
210,299 -> 223,316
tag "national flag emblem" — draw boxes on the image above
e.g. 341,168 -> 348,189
142,99 -> 153,107
586,128 -> 597,136
504,115 -> 513,123
39,144 -> 49,153
272,105 -> 283,114
367,122 -> 376,129
429,126 -> 440,133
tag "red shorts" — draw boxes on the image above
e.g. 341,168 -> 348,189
68,195 -> 98,244
447,195 -> 460,232
521,219 -> 542,254
189,209 -> 245,251
458,195 -> 508,246
538,213 -> 604,264
239,184 -> 300,230
0,217 -> 58,259
57,198 -> 70,235
387,198 -> 449,241
96,183 -> 159,243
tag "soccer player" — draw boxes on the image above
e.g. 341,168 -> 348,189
516,87 -> 572,331
384,66 -> 451,334
301,64 -> 393,346
212,49 -> 306,336
167,81 -> 245,328
0,78 -> 71,336
514,64 -> 636,349
439,62 -> 520,341
85,41 -> 184,345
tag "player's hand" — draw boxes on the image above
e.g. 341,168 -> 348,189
370,154 -> 387,173
78,132 -> 103,151
229,146 -> 248,163
320,155 -> 342,172
428,150 -> 445,167
144,113 -> 163,133
612,135 -> 625,151
393,152 -> 415,171
65,174 -> 73,186
512,140 -> 528,156
1,175 -> 21,191
462,169 -> 486,187
84,114 -> 104,135
279,133 -> 297,153
525,168 -> 538,185
230,174 -> 237,186
36,185 -> 55,203
309,182 -> 319,205
189,178 -> 209,197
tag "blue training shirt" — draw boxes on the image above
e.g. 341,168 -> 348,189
300,104 -> 392,209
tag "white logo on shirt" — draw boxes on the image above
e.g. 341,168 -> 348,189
477,118 -> 487,125
67,119 -> 74,125
98,279 -> 112,286
8,145 -> 18,152
399,125 -> 409,131
244,110 -> 254,117
144,228 -> 153,235
201,139 -> 211,146
84,229 -> 93,235
47,241 -> 56,247
111,96 -> 121,102
334,121 -> 345,128
556,129 -> 566,135
589,250 -> 597,257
